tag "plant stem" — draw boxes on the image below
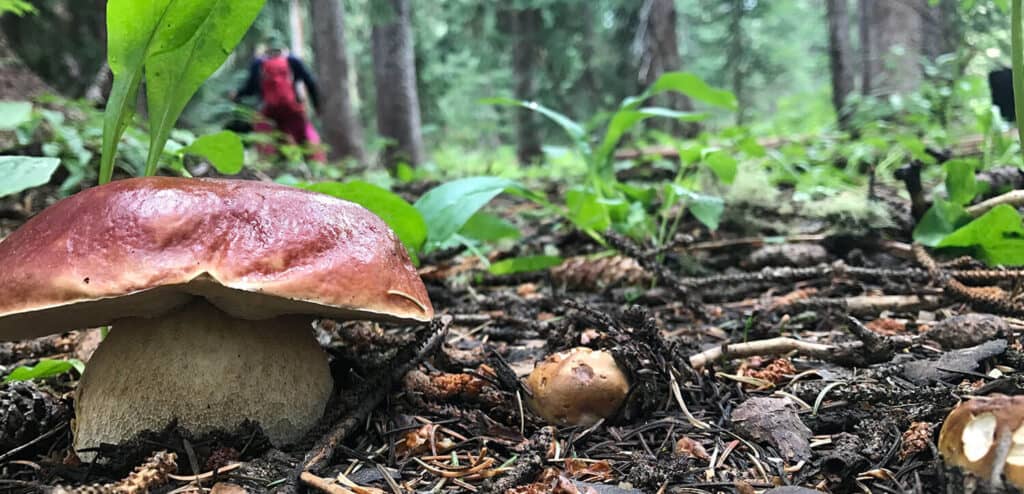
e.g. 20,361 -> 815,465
1013,0 -> 1024,158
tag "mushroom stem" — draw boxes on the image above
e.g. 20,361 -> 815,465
74,300 -> 333,456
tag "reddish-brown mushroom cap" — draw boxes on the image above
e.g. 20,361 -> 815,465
0,177 -> 433,341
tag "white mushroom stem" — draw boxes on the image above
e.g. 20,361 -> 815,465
74,300 -> 333,456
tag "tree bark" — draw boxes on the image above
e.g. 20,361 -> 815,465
289,0 -> 306,58
310,0 -> 366,163
635,0 -> 697,137
372,0 -> 425,169
858,0 -> 871,95
826,0 -> 855,129
512,7 -> 542,165
860,0 -> 923,97
921,0 -> 957,61
726,0 -> 746,125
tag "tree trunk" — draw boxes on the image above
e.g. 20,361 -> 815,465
860,0 -> 922,97
635,0 -> 697,137
0,29 -> 51,101
921,0 -> 957,61
372,0 -> 425,169
512,7 -> 542,165
826,0 -> 855,129
726,0 -> 746,125
858,0 -> 871,95
289,0 -> 306,58
309,0 -> 366,163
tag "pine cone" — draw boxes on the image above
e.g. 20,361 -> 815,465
51,451 -> 177,494
550,255 -> 650,290
0,380 -> 69,454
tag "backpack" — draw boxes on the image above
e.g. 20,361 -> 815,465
260,55 -> 300,113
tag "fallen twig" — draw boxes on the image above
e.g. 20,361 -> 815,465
784,294 -> 942,315
300,471 -> 356,494
690,317 -> 913,369
966,189 -> 1024,217
690,337 -> 835,369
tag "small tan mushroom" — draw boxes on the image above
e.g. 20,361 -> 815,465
938,394 -> 1024,488
523,347 -> 629,426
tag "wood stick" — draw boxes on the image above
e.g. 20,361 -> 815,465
689,337 -> 835,369
966,189 -> 1024,217
300,472 -> 357,494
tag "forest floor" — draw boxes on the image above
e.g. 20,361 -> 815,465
1,171 -> 1021,494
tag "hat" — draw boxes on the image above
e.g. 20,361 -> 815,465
265,33 -> 287,51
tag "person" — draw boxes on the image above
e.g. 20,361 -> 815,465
231,36 -> 325,160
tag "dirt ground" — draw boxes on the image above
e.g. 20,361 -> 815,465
2,176 -> 1023,494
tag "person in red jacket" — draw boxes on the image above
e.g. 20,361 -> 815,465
231,36 -> 325,161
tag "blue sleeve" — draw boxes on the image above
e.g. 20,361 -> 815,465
288,55 -> 320,111
235,59 -> 262,100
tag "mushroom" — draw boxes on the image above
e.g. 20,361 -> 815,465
523,347 -> 629,426
938,394 -> 1024,488
0,177 -> 433,454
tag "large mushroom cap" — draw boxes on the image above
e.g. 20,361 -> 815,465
0,177 -> 433,341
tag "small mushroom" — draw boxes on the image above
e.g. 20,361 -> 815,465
938,394 -> 1024,488
523,347 -> 629,426
0,177 -> 433,455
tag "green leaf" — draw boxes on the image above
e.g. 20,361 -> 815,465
488,255 -> 563,276
937,205 -> 1024,265
459,212 -> 520,242
594,107 -> 708,173
944,159 -> 977,205
100,0 -> 215,184
482,97 -> 590,156
0,156 -> 61,198
144,0 -> 266,177
4,358 -> 84,383
0,101 -> 32,130
703,150 -> 738,184
303,181 -> 427,254
414,176 -> 520,253
913,199 -> 970,246
182,130 -> 244,174
685,192 -> 725,231
649,72 -> 738,110
566,187 -> 611,232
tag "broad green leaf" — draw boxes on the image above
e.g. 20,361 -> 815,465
489,255 -> 564,276
594,107 -> 708,173
0,156 -> 60,198
482,97 -> 590,155
669,184 -> 725,231
703,151 -> 738,184
4,358 -> 84,383
414,176 -> 520,252
649,72 -> 738,110
304,181 -> 427,254
944,159 -> 977,205
100,0 -> 215,184
937,205 -> 1024,265
566,187 -> 611,232
913,199 -> 970,246
182,130 -> 244,174
0,101 -> 32,130
459,212 -> 520,242
144,0 -> 266,177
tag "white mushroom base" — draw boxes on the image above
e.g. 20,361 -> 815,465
74,300 -> 333,454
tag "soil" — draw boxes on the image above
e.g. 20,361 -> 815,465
1,176 -> 1023,494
